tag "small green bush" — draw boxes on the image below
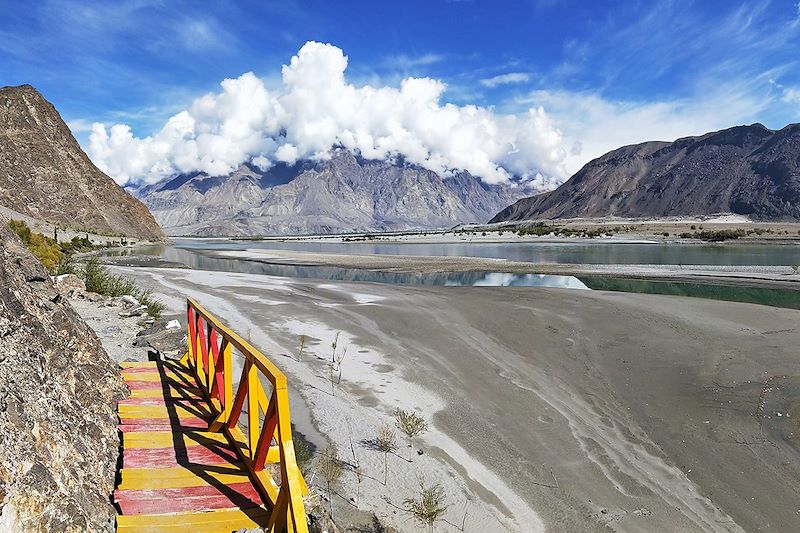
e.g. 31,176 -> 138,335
8,219 -> 62,272
80,258 -> 164,319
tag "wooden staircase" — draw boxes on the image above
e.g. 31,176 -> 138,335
114,298 -> 309,532
115,360 -> 271,532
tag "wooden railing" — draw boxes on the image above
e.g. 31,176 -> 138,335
182,297 -> 308,532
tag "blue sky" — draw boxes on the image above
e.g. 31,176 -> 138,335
2,0 -> 800,183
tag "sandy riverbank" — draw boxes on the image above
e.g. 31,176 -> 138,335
113,265 -> 800,532
209,248 -> 800,289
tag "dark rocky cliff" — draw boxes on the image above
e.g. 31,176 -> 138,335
0,224 -> 126,532
491,123 -> 800,222
0,85 -> 165,240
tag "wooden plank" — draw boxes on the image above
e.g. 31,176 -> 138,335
121,371 -> 193,383
129,388 -> 202,399
118,464 -> 250,490
122,445 -> 240,469
118,403 -> 211,421
120,361 -> 158,369
123,430 -> 229,450
115,481 -> 264,514
116,507 -> 270,533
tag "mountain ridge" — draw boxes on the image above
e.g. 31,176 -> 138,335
136,149 -> 528,236
0,84 -> 165,240
491,122 -> 800,223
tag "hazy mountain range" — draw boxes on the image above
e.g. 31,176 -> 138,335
0,85 -> 164,240
133,149 -> 528,236
492,123 -> 800,223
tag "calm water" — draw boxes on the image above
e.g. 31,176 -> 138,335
120,244 -> 590,289
106,239 -> 800,309
173,238 -> 800,266
583,278 -> 800,310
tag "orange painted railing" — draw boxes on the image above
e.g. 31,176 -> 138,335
182,297 -> 308,532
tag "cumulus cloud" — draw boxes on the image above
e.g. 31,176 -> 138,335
88,41 -> 569,189
480,72 -> 530,88
518,83 -> 773,174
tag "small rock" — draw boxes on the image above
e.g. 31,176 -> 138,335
118,295 -> 140,308
137,316 -> 156,327
119,305 -> 147,317
83,291 -> 104,302
165,319 -> 181,330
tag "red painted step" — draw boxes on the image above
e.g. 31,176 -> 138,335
118,417 -> 209,432
122,444 -> 241,468
114,482 -> 264,515
119,397 -> 209,408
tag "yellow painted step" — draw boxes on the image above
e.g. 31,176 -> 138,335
123,430 -> 228,450
121,370 -> 194,383
118,403 -> 211,420
129,387 -> 202,399
117,507 -> 270,533
120,361 -> 158,369
118,464 -> 251,490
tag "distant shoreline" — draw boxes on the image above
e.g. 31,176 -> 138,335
163,217 -> 800,246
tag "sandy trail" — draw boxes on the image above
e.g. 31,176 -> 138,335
115,265 -> 800,532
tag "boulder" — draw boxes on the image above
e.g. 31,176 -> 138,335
53,274 -> 85,297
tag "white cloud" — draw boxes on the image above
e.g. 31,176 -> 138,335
383,53 -> 444,70
66,118 -> 93,133
518,83 -> 773,174
782,87 -> 800,105
89,41 -> 569,188
480,72 -> 530,88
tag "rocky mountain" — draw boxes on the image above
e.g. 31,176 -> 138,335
0,223 -> 126,532
491,123 -> 800,223
0,85 -> 165,240
135,149 -> 528,236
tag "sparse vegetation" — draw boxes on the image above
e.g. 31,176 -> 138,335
293,437 -> 313,475
7,220 -> 165,319
7,220 -> 110,273
331,331 -> 340,362
354,464 -> 365,506
678,229 -> 747,241
82,258 -> 165,319
375,423 -> 396,485
317,444 -> 343,517
8,219 -> 63,271
403,479 -> 449,533
326,335 -> 348,394
395,409 -> 429,461
297,334 -> 308,361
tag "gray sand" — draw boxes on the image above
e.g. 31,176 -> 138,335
115,265 -> 800,532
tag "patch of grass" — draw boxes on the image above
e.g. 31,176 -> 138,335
8,219 -> 62,271
678,229 -> 747,241
7,220 -> 103,274
80,258 -> 165,320
403,480 -> 449,532
395,409 -> 429,461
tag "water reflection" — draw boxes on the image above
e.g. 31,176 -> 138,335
446,272 -> 588,289
142,246 -> 589,289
